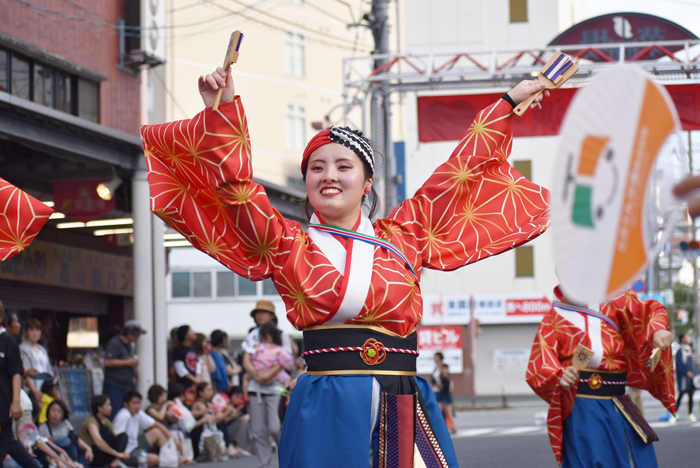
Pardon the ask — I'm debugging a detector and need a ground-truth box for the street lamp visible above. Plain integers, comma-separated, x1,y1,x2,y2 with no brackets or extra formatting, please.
96,168,122,201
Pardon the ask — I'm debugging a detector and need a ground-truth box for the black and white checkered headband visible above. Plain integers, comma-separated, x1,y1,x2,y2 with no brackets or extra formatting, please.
328,126,375,174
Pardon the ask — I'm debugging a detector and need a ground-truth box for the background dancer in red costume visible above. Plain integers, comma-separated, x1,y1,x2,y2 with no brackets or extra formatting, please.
526,287,675,468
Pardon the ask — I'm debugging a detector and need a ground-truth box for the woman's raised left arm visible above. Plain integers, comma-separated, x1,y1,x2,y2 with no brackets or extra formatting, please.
377,81,550,272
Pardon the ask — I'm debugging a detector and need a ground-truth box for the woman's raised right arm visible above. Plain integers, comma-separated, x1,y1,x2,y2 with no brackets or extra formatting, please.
141,72,298,279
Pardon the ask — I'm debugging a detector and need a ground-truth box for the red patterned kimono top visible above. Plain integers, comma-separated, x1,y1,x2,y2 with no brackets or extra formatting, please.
526,287,676,464
0,178,53,261
141,97,549,337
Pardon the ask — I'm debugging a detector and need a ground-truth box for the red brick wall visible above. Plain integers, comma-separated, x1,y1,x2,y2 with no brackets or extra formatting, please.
1,0,141,135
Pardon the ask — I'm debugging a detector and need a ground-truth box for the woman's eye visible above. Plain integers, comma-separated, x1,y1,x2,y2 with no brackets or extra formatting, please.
339,165,350,170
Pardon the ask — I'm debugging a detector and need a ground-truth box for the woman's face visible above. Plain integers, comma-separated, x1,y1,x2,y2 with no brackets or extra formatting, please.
201,384,213,400
26,327,41,343
157,393,167,405
100,399,113,417
47,404,64,425
9,315,20,336
305,144,372,224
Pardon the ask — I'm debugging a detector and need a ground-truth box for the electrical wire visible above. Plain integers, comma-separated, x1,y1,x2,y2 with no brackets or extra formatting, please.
303,1,349,24
151,68,190,119
10,0,243,32
206,1,372,52
217,0,371,50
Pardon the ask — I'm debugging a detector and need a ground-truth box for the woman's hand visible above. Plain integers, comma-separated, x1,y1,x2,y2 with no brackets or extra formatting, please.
507,80,550,108
117,452,130,461
559,366,580,390
199,67,235,108
84,447,93,463
653,330,673,350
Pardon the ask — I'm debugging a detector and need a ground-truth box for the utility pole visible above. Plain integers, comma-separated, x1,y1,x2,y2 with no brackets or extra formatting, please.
367,0,396,215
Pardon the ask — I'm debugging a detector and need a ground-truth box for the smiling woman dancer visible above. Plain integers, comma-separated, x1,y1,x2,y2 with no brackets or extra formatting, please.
141,68,550,468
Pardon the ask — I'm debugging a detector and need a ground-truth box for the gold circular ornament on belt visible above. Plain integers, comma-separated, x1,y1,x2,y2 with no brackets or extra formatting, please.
360,338,386,365
588,373,603,390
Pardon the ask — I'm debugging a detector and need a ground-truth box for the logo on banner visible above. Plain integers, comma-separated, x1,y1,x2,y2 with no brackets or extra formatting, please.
506,297,552,316
417,326,462,351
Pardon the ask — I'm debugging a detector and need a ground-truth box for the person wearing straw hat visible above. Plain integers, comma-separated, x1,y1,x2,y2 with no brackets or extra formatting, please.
140,67,551,467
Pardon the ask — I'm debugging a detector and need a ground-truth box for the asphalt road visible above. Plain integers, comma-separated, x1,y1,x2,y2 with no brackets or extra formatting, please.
196,395,700,467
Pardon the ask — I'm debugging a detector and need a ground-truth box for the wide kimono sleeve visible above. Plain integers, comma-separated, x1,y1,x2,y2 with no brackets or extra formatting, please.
612,291,675,415
526,311,576,466
377,98,549,271
0,177,53,261
141,98,297,279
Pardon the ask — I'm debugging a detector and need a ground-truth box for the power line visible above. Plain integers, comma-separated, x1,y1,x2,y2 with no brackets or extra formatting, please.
304,1,350,24
10,0,242,31
218,0,371,50
151,68,189,119
208,1,372,52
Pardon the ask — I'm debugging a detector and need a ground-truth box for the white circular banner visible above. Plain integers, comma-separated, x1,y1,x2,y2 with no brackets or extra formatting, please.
552,67,686,304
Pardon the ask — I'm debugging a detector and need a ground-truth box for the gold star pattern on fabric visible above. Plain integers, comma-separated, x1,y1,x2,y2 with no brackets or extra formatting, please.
526,289,675,465
141,97,549,337
0,178,53,261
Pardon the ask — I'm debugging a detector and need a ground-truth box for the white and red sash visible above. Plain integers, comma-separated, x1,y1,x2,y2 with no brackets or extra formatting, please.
307,213,376,324
552,301,620,370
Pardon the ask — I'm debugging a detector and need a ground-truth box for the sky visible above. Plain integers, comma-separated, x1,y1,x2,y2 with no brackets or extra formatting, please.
588,0,700,36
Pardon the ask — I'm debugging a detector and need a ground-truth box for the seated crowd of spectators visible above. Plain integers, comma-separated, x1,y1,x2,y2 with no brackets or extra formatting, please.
1,300,305,468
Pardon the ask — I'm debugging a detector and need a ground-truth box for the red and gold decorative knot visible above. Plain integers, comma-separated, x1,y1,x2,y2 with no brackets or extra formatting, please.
360,338,386,365
579,374,627,390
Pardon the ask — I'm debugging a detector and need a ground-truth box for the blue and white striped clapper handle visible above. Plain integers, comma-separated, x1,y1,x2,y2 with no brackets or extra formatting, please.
544,54,573,82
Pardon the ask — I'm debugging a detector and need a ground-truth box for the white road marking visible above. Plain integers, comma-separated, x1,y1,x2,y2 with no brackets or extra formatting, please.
499,426,542,435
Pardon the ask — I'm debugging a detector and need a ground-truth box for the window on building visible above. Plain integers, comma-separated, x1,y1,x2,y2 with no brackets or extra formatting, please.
217,271,236,297
263,277,277,295
78,78,99,122
1,48,97,120
515,246,534,277
55,71,73,113
513,160,532,181
284,32,305,78
193,272,212,297
33,63,53,107
11,55,30,100
285,104,306,150
172,272,190,297
0,49,8,92
238,276,257,296
509,0,528,23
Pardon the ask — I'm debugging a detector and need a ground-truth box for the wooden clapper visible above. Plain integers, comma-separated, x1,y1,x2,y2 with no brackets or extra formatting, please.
213,30,244,112
514,51,579,116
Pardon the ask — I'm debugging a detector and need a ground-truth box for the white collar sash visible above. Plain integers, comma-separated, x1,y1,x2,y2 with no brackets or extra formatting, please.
307,213,375,324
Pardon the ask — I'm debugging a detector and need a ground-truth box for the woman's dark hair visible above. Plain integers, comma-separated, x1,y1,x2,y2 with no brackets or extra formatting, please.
259,323,282,346
25,318,41,333
226,386,243,398
195,382,210,398
301,133,382,222
46,399,70,421
91,395,109,416
41,379,57,394
194,333,207,355
4,310,20,334
434,352,444,361
148,385,166,404
168,383,185,401
122,390,142,404
211,330,227,348
679,332,689,343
